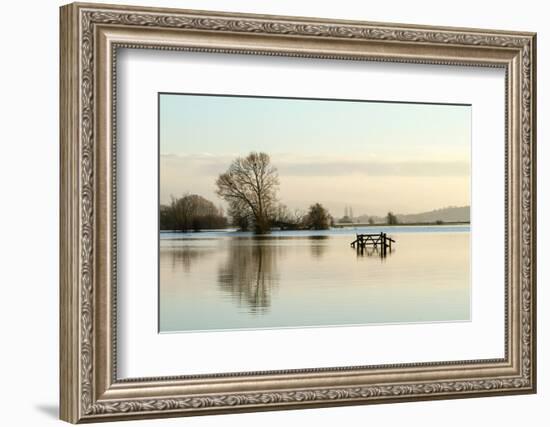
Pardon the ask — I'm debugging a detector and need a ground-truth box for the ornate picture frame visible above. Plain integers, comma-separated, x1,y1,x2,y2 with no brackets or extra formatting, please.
60,2,536,423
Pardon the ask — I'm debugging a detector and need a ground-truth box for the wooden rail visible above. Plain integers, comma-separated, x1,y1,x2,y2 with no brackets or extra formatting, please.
350,232,395,257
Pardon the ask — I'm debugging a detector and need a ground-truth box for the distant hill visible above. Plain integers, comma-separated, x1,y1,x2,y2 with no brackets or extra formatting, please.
397,206,470,223
350,206,470,224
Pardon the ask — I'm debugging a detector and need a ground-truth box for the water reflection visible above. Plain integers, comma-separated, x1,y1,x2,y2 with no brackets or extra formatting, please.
308,235,329,259
217,240,280,314
353,245,394,260
166,246,215,272
159,231,470,332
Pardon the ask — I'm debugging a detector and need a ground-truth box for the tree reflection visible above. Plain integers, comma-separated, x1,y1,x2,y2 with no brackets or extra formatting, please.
308,235,329,259
163,245,214,272
217,238,280,314
164,235,330,315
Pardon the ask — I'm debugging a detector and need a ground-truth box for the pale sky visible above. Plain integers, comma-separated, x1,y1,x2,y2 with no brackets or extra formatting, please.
159,93,470,217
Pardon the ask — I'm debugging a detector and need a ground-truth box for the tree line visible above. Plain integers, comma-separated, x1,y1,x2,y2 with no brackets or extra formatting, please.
339,211,398,225
160,194,227,231
161,152,333,233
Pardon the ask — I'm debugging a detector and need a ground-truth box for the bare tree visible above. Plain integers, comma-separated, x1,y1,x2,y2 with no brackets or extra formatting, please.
386,211,399,225
216,152,279,234
160,194,227,231
227,198,252,231
303,203,332,230
272,203,305,230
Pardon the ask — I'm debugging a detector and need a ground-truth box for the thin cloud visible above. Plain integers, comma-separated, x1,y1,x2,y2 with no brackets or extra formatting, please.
161,154,469,177
277,160,469,177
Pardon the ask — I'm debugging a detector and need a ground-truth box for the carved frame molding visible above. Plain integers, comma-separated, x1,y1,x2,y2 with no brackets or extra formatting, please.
60,2,536,423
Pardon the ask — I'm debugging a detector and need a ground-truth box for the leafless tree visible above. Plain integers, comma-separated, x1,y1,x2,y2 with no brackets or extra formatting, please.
272,203,306,230
216,152,279,234
160,193,227,231
386,211,399,225
303,203,332,230
227,198,252,231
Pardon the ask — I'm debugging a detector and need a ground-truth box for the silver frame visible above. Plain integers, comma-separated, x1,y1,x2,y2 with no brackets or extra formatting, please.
60,2,536,423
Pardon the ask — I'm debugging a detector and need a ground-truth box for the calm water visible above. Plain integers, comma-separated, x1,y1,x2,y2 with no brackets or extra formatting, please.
159,226,470,332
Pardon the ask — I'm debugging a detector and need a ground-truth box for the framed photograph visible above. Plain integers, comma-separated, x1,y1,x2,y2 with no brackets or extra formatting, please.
60,2,537,423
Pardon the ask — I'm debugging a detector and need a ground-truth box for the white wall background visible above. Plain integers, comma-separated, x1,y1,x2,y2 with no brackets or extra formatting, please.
0,0,545,426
